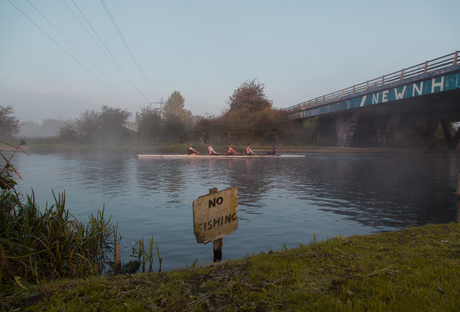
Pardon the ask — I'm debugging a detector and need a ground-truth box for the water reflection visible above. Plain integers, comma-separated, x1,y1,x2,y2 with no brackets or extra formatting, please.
135,153,459,229
289,153,459,229
70,153,134,196
12,151,460,270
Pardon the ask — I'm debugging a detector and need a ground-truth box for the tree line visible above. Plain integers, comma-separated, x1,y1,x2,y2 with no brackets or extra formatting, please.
2,79,456,148
1,79,320,146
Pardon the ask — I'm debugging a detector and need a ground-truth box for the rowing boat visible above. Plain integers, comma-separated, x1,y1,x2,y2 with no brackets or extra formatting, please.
137,154,305,159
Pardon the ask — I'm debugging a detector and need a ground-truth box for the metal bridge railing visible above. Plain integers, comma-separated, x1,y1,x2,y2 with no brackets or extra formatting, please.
286,51,459,113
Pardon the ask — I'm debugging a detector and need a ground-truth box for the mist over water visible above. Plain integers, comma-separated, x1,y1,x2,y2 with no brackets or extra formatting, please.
10,151,460,271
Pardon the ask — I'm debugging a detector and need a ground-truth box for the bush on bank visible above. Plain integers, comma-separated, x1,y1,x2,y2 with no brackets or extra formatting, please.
1,223,459,311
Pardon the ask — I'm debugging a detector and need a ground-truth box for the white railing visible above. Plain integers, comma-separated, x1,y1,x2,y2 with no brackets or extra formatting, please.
286,51,459,113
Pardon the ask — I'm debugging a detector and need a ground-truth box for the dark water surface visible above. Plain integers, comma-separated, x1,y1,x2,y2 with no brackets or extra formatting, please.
10,151,460,271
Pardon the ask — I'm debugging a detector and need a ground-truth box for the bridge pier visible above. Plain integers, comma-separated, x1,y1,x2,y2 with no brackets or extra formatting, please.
372,113,401,147
330,113,459,148
383,113,401,148
335,115,346,146
335,112,359,147
373,118,385,147
440,120,460,149
423,120,440,148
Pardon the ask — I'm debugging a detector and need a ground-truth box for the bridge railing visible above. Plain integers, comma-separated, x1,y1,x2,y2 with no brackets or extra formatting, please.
286,51,459,113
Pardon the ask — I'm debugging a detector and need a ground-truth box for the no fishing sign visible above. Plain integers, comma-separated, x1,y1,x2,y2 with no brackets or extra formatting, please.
192,187,238,244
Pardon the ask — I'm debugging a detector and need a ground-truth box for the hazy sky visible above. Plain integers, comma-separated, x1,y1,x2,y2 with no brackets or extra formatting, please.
1,0,458,123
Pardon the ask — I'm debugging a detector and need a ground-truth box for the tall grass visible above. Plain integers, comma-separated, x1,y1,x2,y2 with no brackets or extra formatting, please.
128,235,161,273
0,141,116,287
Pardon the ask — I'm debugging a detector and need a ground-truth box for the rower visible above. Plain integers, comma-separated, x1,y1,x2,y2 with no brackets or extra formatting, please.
188,143,200,155
245,143,256,155
227,144,240,155
208,143,220,155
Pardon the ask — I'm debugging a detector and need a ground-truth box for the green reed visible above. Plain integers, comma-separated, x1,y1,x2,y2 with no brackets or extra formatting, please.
0,190,115,286
129,235,160,273
0,142,116,287
156,241,162,272
1,141,163,289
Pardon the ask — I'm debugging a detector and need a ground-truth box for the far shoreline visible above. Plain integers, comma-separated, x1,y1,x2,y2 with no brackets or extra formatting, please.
2,140,459,155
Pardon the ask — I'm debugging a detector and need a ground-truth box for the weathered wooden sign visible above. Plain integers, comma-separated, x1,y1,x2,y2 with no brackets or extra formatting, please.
193,187,238,244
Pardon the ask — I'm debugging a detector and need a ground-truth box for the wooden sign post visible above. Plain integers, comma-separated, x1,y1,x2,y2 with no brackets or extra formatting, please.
193,187,238,262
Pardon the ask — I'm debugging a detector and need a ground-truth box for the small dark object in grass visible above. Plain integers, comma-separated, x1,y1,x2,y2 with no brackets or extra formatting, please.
121,260,140,274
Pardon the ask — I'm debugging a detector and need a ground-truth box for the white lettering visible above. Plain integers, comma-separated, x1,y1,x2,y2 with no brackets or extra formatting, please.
394,86,406,100
413,82,423,96
359,95,367,107
382,90,389,102
372,93,379,104
431,76,444,93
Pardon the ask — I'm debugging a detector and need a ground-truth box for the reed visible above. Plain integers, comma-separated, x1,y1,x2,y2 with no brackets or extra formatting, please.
1,141,164,288
0,142,116,287
0,190,116,286
128,236,160,273
156,241,162,272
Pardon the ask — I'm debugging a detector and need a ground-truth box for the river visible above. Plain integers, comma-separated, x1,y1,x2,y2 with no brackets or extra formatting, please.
7,150,460,271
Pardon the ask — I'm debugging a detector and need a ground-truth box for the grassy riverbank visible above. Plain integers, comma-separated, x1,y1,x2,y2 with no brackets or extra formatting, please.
2,223,459,311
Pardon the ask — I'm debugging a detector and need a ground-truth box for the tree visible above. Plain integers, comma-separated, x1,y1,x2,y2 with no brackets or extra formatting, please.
250,107,278,142
41,118,66,137
163,91,186,118
18,121,40,138
18,119,67,138
228,79,272,116
163,91,187,142
136,105,162,142
98,106,132,141
74,106,132,143
57,122,79,142
220,79,274,142
302,116,320,143
75,109,101,143
193,115,225,145
163,113,187,143
0,105,20,138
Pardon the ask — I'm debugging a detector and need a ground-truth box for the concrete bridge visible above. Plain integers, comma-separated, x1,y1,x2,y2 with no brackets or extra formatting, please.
287,51,460,148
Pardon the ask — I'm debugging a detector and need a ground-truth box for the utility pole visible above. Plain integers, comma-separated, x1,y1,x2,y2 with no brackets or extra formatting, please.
150,98,164,116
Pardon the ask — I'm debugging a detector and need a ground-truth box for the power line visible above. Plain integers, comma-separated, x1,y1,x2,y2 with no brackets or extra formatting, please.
25,0,142,107
66,0,153,104
7,0,134,106
99,0,160,100
63,0,125,77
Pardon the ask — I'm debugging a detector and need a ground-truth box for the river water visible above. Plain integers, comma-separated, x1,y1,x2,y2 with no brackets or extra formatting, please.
7,151,460,271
